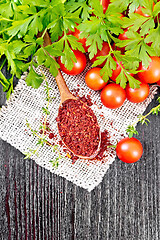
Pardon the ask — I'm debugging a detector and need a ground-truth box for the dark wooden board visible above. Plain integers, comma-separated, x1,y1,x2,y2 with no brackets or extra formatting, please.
0,75,159,239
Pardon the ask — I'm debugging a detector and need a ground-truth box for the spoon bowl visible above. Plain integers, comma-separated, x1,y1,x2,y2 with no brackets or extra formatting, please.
60,128,101,160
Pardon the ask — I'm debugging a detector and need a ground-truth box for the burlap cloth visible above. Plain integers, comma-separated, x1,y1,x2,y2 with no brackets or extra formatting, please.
0,61,157,191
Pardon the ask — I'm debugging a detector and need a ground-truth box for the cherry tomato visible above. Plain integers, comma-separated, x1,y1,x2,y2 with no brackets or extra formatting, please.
58,50,86,75
157,80,160,86
66,29,74,35
112,43,125,54
90,42,110,67
58,28,73,40
117,29,129,53
110,57,121,81
100,83,126,109
100,0,110,13
85,67,108,90
92,0,110,15
116,137,143,163
125,82,150,103
118,29,129,41
134,3,155,17
71,28,88,52
110,57,134,82
137,56,160,84
135,6,150,17
61,24,89,52
115,28,151,52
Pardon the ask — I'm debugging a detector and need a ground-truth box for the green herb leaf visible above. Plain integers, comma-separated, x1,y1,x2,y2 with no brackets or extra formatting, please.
126,125,139,138
25,65,43,88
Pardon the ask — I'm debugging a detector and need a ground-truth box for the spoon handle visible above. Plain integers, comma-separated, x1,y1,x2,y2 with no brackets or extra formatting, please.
43,32,75,104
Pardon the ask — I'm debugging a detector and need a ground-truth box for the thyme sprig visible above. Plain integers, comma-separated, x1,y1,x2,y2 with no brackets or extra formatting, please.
24,72,63,168
126,97,160,138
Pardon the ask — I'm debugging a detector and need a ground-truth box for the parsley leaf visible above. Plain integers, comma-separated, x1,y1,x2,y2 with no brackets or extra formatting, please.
0,0,160,96
25,65,43,89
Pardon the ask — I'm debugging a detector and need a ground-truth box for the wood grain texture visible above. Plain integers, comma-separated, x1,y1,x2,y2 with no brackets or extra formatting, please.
0,76,159,239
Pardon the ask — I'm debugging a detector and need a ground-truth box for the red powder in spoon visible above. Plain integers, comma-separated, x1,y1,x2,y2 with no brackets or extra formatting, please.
56,99,100,157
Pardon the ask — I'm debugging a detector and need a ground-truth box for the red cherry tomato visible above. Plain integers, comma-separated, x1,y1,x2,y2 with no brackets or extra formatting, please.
58,28,74,40
62,24,89,52
137,56,160,84
157,80,160,86
116,137,143,163
100,83,126,109
110,57,134,82
110,57,121,81
90,42,110,67
85,67,108,90
135,6,150,17
135,3,155,17
112,42,125,54
125,82,150,103
117,29,129,53
100,0,110,13
118,29,129,41
58,50,86,75
72,28,88,52
112,43,119,51
67,29,74,35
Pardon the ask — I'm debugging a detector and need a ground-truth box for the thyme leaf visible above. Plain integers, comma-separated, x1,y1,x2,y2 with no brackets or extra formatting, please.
24,72,63,167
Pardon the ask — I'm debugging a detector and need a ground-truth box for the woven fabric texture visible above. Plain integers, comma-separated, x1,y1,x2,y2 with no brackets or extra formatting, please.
0,61,157,191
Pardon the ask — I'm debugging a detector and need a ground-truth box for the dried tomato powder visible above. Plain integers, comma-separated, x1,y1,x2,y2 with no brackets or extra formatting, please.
56,99,100,157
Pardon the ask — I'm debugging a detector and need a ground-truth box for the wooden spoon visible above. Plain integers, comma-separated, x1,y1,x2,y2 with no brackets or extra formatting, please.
43,32,77,105
43,32,101,159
